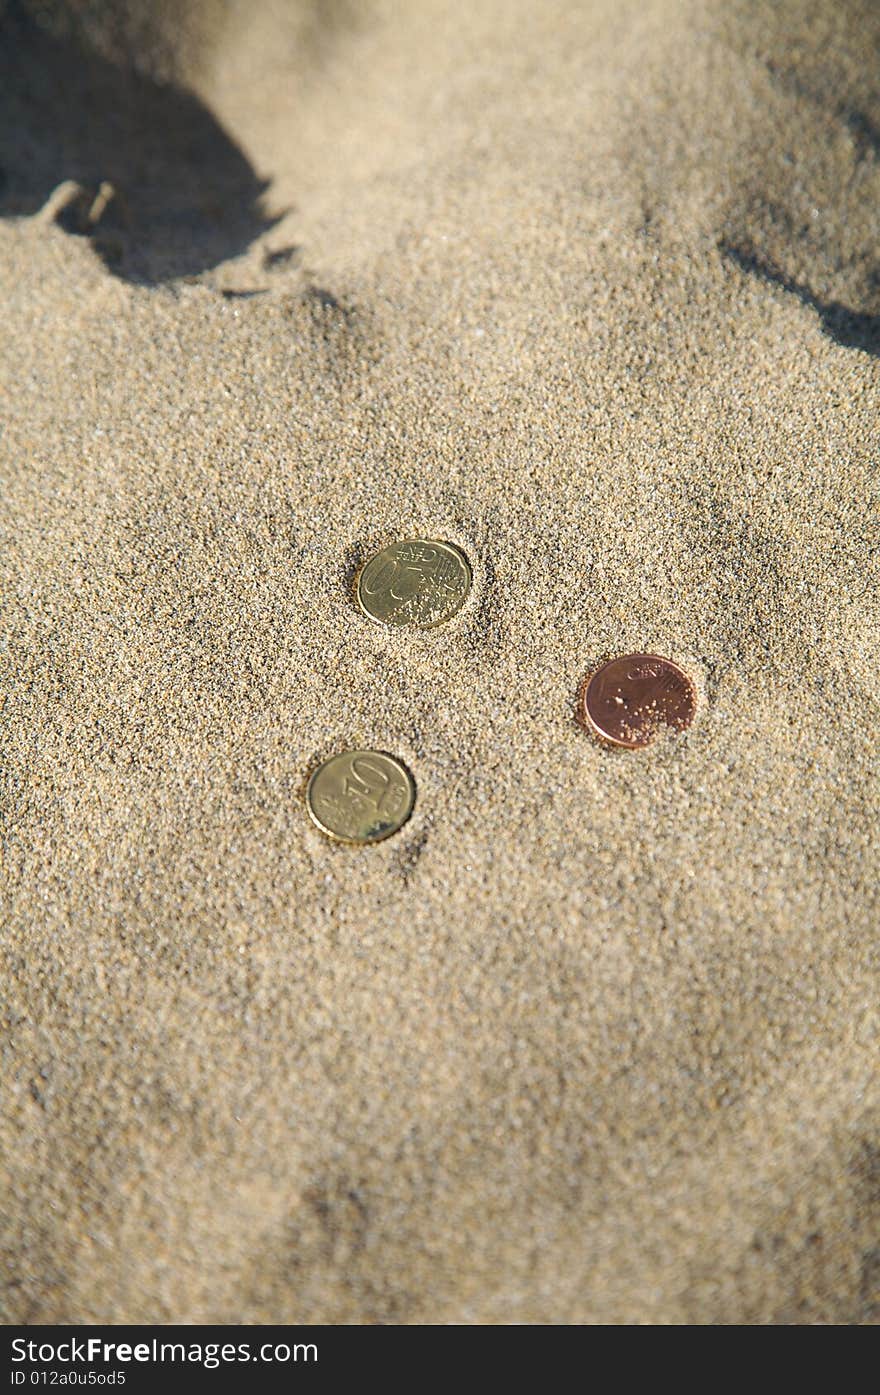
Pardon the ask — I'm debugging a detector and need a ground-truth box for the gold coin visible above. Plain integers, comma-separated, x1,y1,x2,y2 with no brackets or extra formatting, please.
306,750,415,844
356,539,472,629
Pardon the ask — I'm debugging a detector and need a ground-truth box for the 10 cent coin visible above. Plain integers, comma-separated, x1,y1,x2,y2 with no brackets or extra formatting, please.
356,539,471,629
579,654,697,749
306,750,415,843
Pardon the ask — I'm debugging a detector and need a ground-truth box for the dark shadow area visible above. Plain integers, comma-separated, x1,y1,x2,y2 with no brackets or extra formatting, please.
839,104,880,163
721,241,880,359
0,4,276,282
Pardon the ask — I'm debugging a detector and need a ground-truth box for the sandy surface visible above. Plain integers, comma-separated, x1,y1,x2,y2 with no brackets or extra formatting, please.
1,0,878,1323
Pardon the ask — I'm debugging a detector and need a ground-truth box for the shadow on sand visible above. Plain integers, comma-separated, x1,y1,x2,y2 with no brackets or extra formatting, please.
0,4,276,283
721,241,880,360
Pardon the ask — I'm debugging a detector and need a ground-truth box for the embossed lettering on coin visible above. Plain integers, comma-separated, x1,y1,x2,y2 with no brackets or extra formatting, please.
306,750,415,843
579,654,697,749
356,539,471,628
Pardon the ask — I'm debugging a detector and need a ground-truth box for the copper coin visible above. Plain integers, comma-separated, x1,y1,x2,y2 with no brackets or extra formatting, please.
579,654,697,749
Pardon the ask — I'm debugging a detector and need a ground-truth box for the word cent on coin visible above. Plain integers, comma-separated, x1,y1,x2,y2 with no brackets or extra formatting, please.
356,539,471,629
306,750,416,844
579,654,697,749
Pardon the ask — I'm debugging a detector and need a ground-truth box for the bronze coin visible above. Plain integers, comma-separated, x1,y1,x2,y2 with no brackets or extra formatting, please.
579,654,697,749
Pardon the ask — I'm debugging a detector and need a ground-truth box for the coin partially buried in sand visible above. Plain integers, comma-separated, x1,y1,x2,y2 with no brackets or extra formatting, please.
356,539,471,628
306,750,415,844
579,654,697,749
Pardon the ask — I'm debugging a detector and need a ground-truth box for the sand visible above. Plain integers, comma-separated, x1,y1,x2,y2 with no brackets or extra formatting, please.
1,0,878,1324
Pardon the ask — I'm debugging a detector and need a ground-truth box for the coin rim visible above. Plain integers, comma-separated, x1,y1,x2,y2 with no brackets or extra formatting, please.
305,749,417,844
578,653,697,750
354,538,473,630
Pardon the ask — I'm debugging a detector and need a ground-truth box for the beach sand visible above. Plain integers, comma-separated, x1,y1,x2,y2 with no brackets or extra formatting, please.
1,0,878,1322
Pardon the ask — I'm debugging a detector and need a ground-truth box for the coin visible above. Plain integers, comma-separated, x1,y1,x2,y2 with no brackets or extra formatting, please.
579,654,697,749
306,750,415,843
356,539,471,629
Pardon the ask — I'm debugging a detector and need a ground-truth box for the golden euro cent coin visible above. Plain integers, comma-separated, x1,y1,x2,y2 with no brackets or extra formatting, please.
306,750,415,844
579,654,697,749
356,539,471,629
